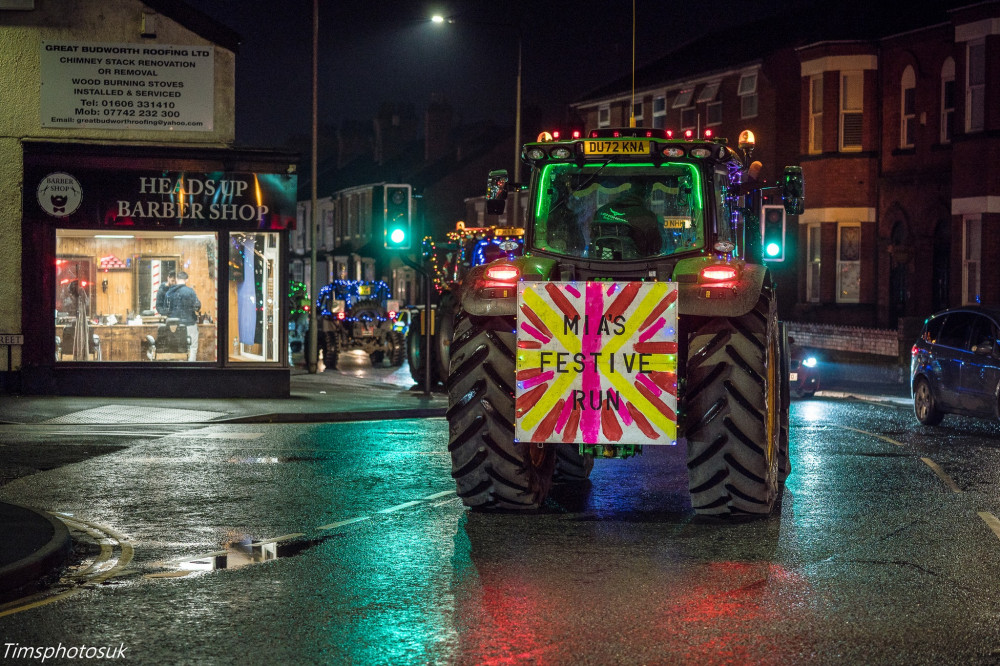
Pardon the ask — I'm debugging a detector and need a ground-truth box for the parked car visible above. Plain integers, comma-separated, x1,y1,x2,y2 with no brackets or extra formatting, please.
911,306,1000,425
788,336,820,398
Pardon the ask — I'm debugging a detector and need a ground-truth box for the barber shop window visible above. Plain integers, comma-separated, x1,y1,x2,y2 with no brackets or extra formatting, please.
228,232,282,362
55,230,218,362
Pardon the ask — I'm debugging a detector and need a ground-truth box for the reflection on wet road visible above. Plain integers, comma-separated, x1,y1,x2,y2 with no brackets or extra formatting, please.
2,398,1000,663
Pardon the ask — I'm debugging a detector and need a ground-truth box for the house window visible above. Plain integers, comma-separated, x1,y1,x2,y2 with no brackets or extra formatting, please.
836,223,861,303
680,107,696,130
652,95,666,128
840,71,863,151
809,74,823,154
901,66,916,148
738,72,758,119
963,215,982,304
598,104,610,128
698,81,722,126
807,224,822,302
966,40,985,133
671,88,694,109
632,101,643,127
941,57,955,144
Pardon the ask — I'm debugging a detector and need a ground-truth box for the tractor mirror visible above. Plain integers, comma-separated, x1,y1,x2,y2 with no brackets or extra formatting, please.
486,169,509,215
780,166,805,215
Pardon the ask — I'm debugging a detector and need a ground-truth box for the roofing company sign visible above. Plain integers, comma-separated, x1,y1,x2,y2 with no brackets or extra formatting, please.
515,281,679,445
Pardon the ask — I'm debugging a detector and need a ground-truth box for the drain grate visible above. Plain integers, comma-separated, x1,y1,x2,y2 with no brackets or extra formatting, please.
43,405,225,425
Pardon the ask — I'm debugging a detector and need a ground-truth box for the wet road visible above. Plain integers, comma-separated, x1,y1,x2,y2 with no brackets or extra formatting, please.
3,392,1000,663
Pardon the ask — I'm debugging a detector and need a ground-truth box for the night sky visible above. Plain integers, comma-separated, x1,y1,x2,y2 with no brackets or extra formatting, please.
189,0,794,149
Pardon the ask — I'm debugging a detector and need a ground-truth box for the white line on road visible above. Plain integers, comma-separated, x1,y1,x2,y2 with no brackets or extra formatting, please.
379,500,423,514
317,516,369,530
422,490,456,500
978,512,1000,541
920,457,963,493
841,425,904,446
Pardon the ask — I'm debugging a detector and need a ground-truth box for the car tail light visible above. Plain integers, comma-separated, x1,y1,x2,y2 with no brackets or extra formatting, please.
700,265,738,281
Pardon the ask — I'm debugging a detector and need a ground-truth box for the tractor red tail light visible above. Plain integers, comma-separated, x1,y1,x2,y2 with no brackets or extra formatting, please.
700,265,738,282
388,310,397,320
485,265,519,283
336,311,346,320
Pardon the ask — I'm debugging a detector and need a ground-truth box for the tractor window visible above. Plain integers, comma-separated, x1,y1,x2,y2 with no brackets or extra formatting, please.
533,163,705,261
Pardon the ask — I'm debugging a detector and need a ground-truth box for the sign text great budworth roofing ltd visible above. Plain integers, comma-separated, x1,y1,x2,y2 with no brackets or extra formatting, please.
40,41,214,131
515,281,679,446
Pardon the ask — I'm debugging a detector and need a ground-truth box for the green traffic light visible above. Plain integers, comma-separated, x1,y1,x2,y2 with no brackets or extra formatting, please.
390,228,406,244
765,242,781,257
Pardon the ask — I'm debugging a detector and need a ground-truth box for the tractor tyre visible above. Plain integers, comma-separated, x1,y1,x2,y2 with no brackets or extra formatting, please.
322,331,339,370
407,319,436,386
446,311,555,510
778,323,792,485
435,294,457,386
684,284,784,516
388,330,406,367
553,444,595,482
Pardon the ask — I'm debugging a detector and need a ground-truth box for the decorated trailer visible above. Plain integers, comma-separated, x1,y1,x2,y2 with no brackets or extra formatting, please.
446,127,804,516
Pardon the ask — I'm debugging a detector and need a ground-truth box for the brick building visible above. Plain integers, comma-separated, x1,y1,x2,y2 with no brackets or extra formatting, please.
569,1,1000,330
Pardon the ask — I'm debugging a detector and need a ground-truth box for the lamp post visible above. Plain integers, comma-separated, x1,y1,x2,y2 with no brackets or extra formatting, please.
306,0,321,373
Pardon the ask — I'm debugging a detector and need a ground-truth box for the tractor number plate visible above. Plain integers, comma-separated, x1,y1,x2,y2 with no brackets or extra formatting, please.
583,139,650,155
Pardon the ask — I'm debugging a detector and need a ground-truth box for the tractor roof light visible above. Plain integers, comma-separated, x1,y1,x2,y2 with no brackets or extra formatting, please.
738,129,756,151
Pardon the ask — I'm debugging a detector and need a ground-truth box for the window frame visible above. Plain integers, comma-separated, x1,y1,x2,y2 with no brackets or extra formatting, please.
900,66,916,149
962,214,982,305
838,70,865,153
941,57,955,144
809,74,824,154
966,40,985,133
836,222,861,303
652,95,666,128
738,72,758,119
807,223,822,303
597,104,610,128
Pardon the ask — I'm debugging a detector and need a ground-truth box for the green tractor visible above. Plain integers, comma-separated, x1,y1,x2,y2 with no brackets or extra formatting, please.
446,128,803,516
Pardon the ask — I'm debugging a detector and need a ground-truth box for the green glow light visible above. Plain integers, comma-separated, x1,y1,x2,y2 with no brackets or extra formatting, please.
766,242,781,257
390,228,406,244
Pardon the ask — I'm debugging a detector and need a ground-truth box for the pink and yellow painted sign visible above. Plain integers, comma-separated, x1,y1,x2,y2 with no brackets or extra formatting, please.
515,281,679,445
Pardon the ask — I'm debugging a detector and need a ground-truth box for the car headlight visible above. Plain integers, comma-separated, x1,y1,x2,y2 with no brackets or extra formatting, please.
802,356,817,368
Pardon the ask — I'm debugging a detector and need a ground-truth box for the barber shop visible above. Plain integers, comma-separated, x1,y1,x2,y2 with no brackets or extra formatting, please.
20,142,297,397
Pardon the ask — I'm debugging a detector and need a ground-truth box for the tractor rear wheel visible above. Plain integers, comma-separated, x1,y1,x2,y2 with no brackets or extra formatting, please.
684,285,783,516
446,311,554,509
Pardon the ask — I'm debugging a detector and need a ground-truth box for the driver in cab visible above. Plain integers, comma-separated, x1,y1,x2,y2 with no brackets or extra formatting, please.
592,181,661,258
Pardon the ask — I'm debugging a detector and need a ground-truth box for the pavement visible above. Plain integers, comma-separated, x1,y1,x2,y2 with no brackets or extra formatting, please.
0,359,910,604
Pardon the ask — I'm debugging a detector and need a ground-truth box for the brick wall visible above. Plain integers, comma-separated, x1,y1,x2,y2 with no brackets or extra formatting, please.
786,321,898,356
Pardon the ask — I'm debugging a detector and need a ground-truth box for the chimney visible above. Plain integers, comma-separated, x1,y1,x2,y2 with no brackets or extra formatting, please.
374,102,418,165
425,94,453,162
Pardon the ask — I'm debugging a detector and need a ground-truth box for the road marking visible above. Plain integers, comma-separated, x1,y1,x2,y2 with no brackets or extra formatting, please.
920,457,963,493
317,516,369,530
423,490,455,500
978,512,1000,541
317,490,455,531
251,533,304,545
0,515,133,618
841,425,904,446
379,500,423,514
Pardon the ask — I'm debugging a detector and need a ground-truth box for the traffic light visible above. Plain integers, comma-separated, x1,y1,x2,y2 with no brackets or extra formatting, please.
761,205,785,262
383,184,412,250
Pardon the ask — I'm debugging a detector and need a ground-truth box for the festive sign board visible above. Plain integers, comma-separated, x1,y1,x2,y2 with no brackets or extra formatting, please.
515,281,679,445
